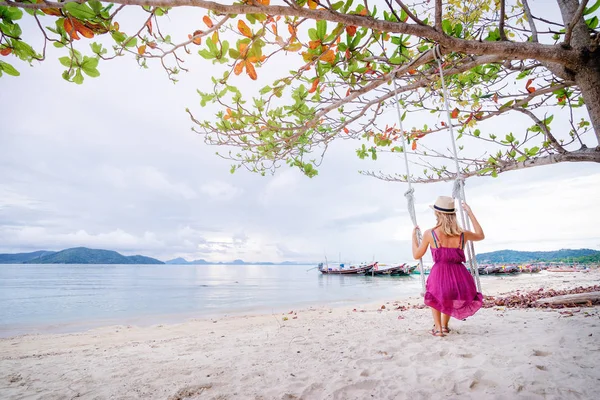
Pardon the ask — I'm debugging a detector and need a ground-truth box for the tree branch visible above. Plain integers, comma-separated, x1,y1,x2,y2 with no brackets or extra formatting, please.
394,0,427,26
0,0,577,65
435,0,442,32
515,108,567,154
499,0,507,41
563,0,589,46
521,0,539,42
363,147,600,183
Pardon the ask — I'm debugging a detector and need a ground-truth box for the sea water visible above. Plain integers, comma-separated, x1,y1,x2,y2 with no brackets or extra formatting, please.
0,263,424,336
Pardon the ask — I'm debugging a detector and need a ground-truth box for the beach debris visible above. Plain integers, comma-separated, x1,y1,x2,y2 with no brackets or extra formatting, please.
288,311,294,314
397,315,405,320
352,308,357,312
283,316,289,321
483,286,600,310
168,384,212,400
381,305,386,310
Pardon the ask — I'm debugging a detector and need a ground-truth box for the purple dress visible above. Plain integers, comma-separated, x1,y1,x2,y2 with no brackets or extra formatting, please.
424,230,483,319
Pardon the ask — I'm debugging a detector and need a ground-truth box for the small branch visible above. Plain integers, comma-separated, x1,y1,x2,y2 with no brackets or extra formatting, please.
499,0,507,41
394,0,427,26
435,0,442,32
522,0,538,43
563,0,589,46
363,147,600,184
514,108,567,154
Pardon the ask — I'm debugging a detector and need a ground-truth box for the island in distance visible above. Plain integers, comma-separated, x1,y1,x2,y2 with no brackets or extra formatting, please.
0,247,163,264
0,247,312,265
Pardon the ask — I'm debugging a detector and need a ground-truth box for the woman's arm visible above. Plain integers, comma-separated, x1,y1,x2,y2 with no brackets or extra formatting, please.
462,202,485,242
412,227,431,259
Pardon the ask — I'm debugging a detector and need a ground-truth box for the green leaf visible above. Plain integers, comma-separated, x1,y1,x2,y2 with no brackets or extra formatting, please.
332,1,345,10
58,56,72,67
454,23,463,37
111,31,126,43
123,37,137,48
64,2,97,20
316,20,327,40
73,68,84,84
1,6,23,21
206,37,218,55
585,16,598,29
90,42,103,54
0,60,19,76
441,20,452,35
308,28,318,41
89,0,103,14
198,49,214,59
228,48,240,59
473,129,480,137
584,0,600,15
528,146,540,155
259,85,272,95
81,57,100,77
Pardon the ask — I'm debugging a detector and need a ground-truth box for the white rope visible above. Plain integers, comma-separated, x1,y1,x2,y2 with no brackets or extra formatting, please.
392,80,427,294
432,45,482,292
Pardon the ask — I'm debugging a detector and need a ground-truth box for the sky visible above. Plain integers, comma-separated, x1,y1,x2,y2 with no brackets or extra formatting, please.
1,3,599,263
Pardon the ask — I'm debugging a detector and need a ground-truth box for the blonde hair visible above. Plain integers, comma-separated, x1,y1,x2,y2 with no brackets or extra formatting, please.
434,211,463,236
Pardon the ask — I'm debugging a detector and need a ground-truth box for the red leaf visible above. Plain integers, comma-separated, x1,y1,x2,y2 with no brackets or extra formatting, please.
191,30,203,45
411,141,417,151
245,60,258,80
308,78,320,93
346,26,357,37
527,86,536,93
450,108,459,118
146,20,153,35
203,16,214,28
238,20,253,38
526,78,534,88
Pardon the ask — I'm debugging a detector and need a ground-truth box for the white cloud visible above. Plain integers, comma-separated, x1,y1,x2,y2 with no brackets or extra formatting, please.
200,181,243,201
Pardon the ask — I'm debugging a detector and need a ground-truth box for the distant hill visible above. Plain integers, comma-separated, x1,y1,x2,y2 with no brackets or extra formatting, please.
165,258,307,265
165,257,210,265
0,247,164,264
477,249,600,264
0,250,56,264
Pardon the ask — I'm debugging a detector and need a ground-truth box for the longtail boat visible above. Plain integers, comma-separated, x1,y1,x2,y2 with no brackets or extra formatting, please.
318,262,376,275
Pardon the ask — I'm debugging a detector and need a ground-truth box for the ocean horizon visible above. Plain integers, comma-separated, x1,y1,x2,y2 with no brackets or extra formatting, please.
0,263,425,337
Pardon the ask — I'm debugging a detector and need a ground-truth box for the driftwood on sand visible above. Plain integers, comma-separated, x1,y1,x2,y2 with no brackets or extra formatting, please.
535,291,600,305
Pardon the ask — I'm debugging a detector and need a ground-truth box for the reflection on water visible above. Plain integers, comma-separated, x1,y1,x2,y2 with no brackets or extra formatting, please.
0,264,425,336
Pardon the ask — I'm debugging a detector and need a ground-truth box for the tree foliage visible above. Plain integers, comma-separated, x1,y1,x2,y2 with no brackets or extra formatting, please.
1,0,599,182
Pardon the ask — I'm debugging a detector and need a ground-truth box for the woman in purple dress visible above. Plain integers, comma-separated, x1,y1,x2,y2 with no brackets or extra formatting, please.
412,196,485,337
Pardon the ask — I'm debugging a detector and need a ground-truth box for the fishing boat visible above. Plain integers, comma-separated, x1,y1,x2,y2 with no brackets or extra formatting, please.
412,265,432,275
478,264,500,275
519,264,541,273
317,262,376,275
495,264,520,274
392,264,417,275
366,263,416,276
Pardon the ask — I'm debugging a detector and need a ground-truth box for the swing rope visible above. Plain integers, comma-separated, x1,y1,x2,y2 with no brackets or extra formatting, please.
432,45,482,292
391,80,427,294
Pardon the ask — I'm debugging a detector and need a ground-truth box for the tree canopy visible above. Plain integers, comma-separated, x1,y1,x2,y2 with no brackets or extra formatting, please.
1,0,599,182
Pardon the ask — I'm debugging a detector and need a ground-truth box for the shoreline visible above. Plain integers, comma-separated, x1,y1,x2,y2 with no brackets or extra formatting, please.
0,270,595,339
2,270,599,399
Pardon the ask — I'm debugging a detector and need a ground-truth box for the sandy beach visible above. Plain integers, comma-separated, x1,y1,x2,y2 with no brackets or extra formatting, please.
2,270,599,399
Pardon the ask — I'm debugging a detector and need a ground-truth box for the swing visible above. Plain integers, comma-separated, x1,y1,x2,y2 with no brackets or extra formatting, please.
391,45,482,294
